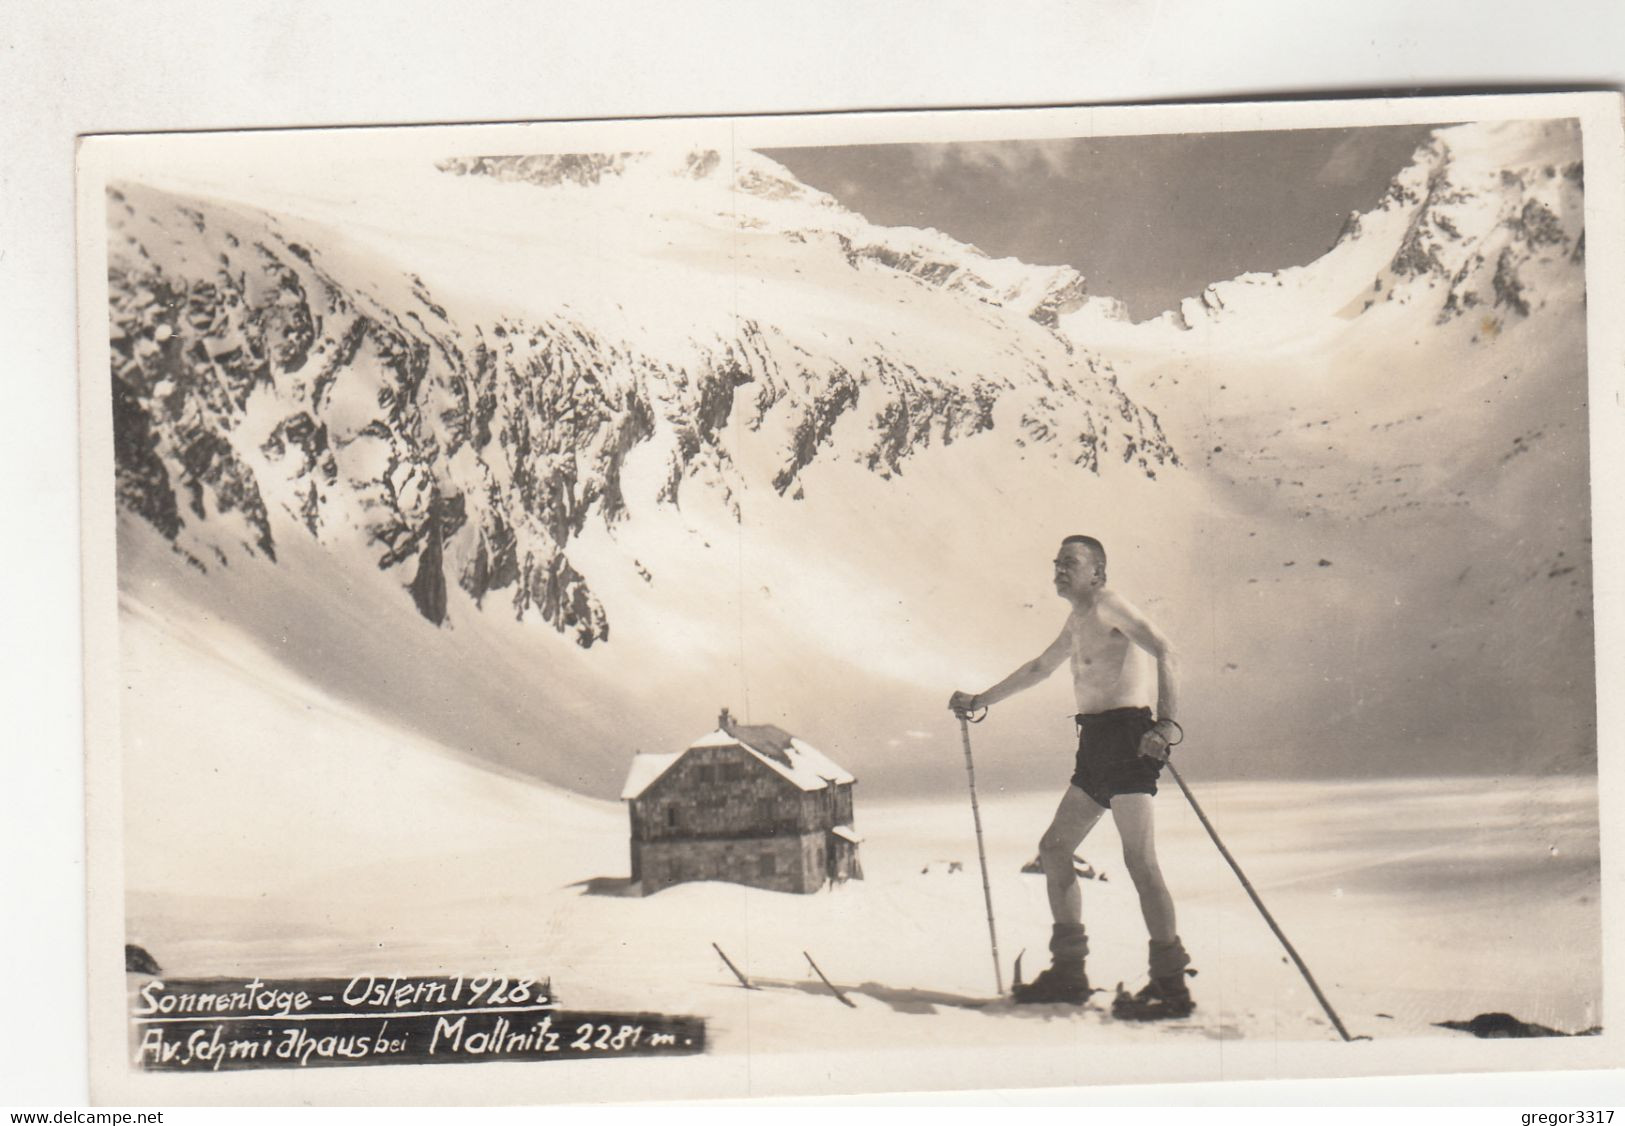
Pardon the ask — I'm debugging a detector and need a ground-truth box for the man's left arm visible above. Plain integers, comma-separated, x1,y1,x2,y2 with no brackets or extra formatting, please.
1100,592,1181,759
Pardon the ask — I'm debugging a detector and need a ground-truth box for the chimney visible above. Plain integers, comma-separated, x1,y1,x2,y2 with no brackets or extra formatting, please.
718,706,734,733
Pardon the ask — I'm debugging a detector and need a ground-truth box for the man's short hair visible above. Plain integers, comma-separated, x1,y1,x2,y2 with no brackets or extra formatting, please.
1061,534,1106,571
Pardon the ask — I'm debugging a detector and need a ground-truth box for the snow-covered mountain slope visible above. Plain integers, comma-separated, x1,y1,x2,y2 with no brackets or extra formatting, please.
1059,118,1593,781
104,118,1594,794
107,149,1173,647
106,148,1182,792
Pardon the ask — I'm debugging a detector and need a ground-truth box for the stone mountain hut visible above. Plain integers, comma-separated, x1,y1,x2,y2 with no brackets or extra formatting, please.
621,708,862,895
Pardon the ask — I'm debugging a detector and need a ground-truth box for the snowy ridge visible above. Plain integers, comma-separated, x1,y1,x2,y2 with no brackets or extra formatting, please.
442,147,1109,332
1127,119,1585,340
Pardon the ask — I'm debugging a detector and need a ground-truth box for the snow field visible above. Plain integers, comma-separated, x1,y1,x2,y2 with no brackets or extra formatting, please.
122,598,1600,1066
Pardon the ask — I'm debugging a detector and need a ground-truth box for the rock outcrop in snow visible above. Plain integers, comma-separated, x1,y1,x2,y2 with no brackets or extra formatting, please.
106,151,1175,644
1155,120,1585,336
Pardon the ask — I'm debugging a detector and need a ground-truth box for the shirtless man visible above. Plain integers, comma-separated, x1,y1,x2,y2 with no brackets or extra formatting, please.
949,535,1193,1017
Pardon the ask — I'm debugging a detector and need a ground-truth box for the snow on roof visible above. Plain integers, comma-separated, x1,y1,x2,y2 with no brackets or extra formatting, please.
830,825,862,844
620,751,683,800
778,736,855,788
622,725,855,800
733,722,796,761
688,730,738,749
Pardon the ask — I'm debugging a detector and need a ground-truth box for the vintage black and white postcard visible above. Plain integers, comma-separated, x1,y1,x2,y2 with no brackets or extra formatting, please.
78,92,1624,1104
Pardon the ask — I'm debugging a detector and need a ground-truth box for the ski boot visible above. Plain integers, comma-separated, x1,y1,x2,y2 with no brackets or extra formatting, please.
1012,958,1092,1005
1112,970,1196,1021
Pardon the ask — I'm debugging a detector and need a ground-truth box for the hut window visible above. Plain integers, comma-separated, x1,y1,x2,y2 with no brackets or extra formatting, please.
759,855,776,877
666,806,678,828
697,764,715,784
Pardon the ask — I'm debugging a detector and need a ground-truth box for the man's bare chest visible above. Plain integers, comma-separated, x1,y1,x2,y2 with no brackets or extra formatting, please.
1068,613,1129,668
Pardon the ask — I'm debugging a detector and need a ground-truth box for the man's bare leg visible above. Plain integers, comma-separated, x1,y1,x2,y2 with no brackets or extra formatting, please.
1013,784,1109,1002
1039,785,1108,928
1111,791,1193,1016
1109,793,1176,942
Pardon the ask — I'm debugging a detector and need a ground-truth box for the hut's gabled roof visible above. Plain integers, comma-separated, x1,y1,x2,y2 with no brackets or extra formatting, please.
621,722,854,800
728,722,795,765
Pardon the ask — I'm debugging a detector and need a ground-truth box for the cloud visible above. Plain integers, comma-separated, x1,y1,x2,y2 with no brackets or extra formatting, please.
1314,130,1428,189
908,139,1076,179
1314,133,1369,187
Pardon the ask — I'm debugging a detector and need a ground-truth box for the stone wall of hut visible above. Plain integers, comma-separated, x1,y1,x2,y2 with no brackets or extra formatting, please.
634,831,825,895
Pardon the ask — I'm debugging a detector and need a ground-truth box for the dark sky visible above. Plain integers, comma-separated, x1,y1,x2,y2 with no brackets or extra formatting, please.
762,125,1442,321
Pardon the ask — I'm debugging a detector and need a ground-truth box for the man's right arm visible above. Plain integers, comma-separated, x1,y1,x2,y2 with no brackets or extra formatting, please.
950,623,1071,715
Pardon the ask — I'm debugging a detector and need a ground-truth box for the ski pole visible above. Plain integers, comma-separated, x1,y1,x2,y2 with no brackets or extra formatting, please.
957,710,1004,995
1164,760,1359,1042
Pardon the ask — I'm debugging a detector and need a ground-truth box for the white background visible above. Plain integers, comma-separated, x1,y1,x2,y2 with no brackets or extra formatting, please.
5,0,1624,1110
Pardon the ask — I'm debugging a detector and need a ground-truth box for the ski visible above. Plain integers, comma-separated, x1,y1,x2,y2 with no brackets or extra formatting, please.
803,951,856,1008
712,942,757,990
717,947,1208,1022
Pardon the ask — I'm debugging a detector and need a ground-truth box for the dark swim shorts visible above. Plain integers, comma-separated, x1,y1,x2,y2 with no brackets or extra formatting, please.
1070,706,1162,807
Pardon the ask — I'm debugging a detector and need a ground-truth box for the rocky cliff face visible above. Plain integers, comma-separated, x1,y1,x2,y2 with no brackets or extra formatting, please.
106,151,1175,646
1372,121,1583,328
1164,119,1585,334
